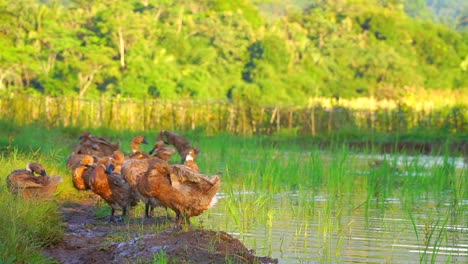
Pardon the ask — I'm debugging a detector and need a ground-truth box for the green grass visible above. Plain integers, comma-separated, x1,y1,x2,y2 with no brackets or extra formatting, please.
0,177,63,263
0,119,466,262
151,250,168,264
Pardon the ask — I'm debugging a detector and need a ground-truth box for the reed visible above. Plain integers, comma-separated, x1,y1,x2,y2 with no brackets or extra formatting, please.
0,93,466,139
0,119,466,262
197,133,466,261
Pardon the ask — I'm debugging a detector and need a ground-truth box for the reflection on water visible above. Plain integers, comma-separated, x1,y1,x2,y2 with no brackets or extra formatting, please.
355,154,466,170
200,191,468,263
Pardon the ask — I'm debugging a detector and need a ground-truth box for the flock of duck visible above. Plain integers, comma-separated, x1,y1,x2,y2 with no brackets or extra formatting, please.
6,130,221,229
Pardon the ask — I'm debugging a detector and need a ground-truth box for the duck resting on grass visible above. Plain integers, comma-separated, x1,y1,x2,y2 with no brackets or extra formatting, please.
137,157,221,229
6,162,62,199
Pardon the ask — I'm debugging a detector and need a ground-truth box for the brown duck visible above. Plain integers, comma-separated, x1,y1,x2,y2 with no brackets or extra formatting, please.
110,150,125,174
156,130,200,163
66,136,102,167
72,155,96,191
6,162,62,199
79,131,120,157
121,142,176,218
127,135,149,160
66,141,102,168
88,155,138,222
183,148,200,173
137,157,221,229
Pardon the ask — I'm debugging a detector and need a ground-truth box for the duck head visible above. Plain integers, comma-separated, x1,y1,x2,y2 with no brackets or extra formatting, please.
106,163,115,174
151,145,176,161
133,135,148,145
96,157,112,173
112,150,125,164
131,136,148,152
149,140,165,155
79,131,92,140
26,162,47,177
185,147,200,160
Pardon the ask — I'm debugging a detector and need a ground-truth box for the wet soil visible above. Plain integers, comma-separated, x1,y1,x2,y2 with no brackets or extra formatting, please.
44,200,277,264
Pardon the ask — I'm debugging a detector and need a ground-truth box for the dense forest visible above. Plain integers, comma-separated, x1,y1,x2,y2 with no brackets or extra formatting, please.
0,0,467,106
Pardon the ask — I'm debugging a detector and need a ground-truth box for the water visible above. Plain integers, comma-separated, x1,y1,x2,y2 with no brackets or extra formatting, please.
197,155,468,263
200,192,468,263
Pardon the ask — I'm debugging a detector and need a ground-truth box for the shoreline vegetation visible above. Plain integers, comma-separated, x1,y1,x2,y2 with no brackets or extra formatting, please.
0,111,466,262
1,1,466,261
1,91,466,138
1,93,466,156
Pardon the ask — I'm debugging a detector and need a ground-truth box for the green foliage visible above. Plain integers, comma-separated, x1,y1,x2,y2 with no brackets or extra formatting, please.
0,154,64,263
403,0,433,20
0,0,466,105
422,0,468,32
210,0,264,28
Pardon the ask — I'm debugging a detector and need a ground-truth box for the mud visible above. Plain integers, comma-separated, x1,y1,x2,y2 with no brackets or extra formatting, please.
44,200,277,264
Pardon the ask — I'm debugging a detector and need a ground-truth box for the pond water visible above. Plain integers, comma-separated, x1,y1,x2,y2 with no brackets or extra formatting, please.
198,155,468,263
201,192,468,263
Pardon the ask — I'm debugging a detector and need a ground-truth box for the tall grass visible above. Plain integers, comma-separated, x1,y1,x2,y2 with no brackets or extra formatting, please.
0,152,64,263
0,118,466,262
0,94,466,139
192,132,467,262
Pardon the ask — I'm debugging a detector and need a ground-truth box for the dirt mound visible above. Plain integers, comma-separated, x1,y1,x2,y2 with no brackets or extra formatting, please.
44,201,277,264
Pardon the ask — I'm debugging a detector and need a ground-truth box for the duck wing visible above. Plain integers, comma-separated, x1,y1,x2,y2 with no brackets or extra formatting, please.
170,165,199,185
122,159,149,188
107,172,139,207
8,170,45,188
38,175,62,198
170,165,217,185
170,165,221,196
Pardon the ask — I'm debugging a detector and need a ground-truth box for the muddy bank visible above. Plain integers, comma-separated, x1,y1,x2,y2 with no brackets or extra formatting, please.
44,201,277,264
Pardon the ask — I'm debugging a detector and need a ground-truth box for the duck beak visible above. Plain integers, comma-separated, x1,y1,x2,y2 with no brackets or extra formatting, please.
143,138,149,145
149,146,156,155
41,170,48,177
106,164,115,174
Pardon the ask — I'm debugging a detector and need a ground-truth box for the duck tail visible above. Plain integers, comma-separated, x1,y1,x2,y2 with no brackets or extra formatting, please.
206,176,221,208
206,175,221,198
48,176,63,186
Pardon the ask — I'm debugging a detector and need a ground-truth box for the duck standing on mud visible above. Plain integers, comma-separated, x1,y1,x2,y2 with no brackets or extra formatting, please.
88,152,139,222
6,162,62,199
72,155,96,191
122,140,176,218
137,156,221,229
